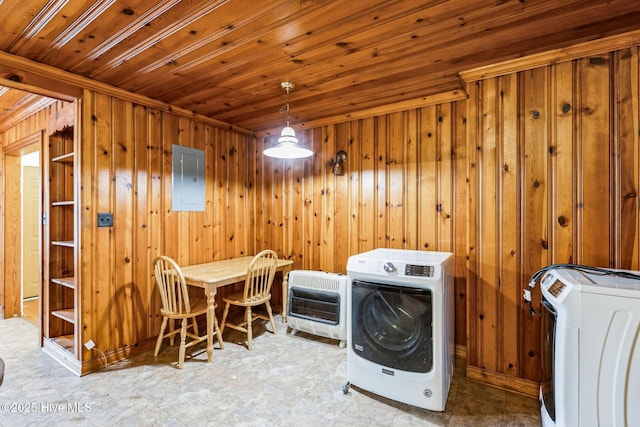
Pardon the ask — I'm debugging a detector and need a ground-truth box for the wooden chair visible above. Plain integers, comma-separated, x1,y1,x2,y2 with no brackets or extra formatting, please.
220,250,278,350
153,255,223,368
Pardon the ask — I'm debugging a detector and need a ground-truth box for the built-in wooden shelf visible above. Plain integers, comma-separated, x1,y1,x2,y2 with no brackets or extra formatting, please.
52,309,75,324
51,240,75,248
45,102,80,374
52,152,74,163
47,335,74,352
51,276,76,289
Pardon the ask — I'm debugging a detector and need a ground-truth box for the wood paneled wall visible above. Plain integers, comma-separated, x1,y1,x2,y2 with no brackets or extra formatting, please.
2,43,639,393
77,91,470,361
79,90,256,358
257,103,469,350
466,47,640,392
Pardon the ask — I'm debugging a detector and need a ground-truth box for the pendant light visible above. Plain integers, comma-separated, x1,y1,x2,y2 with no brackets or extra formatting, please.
263,81,313,159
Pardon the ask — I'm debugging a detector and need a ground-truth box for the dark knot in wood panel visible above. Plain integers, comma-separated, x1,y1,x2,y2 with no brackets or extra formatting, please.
558,216,568,226
562,103,571,114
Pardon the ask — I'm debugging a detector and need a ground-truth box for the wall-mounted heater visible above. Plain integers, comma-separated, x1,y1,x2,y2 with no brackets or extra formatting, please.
287,270,347,347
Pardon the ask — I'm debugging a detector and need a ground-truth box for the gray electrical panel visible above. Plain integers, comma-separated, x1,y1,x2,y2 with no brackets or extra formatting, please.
171,144,205,212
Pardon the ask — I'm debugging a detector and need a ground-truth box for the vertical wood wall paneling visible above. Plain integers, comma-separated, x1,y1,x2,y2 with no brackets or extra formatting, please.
261,140,274,259
189,120,209,261
333,122,350,273
551,61,576,264
347,120,360,261
147,107,163,337
214,130,226,260
289,137,305,267
479,77,499,372
90,92,115,355
162,114,179,262
181,119,197,263
452,100,468,351
521,67,549,381
466,82,480,368
359,117,376,254
437,103,453,253
233,130,249,258
310,128,325,270
375,116,387,249
579,55,611,266
112,98,134,352
322,125,336,271
615,48,640,268
404,109,418,250
132,103,150,345
500,74,519,376
387,112,404,249
4,153,21,317
79,90,94,353
419,106,437,252
272,153,284,268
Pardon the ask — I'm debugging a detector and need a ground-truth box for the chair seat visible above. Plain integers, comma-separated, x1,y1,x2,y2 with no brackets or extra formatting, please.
223,291,270,306
160,296,208,319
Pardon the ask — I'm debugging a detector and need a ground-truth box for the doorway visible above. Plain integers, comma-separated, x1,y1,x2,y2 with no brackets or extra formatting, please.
22,152,40,326
2,132,43,324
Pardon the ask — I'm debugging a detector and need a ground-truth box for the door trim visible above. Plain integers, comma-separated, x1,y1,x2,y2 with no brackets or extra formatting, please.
1,131,42,319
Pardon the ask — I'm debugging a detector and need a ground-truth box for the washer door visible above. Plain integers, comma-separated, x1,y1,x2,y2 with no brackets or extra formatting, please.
351,279,433,373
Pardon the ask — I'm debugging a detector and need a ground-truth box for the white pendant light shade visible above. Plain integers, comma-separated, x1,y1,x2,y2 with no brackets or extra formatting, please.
263,82,313,159
263,126,313,159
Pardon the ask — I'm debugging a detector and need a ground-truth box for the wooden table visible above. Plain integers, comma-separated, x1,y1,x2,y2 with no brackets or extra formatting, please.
181,256,293,362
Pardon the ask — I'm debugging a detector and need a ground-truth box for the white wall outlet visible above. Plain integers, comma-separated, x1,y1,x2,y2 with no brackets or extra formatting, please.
84,339,96,350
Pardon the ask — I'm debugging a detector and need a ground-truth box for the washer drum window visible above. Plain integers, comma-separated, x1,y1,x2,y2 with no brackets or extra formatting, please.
351,280,433,373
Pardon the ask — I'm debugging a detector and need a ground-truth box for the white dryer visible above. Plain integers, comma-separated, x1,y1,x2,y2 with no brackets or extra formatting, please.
537,265,640,427
345,248,454,411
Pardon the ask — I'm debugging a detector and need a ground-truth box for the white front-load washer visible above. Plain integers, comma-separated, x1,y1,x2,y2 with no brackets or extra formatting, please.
345,248,454,411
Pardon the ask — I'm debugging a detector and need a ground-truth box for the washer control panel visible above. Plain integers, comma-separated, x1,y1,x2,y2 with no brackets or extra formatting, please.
405,264,434,277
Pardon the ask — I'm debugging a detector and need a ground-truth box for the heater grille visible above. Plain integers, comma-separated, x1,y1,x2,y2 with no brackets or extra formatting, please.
287,270,347,347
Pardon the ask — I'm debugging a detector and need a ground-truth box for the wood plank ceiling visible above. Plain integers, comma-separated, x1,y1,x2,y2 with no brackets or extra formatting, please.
2,0,640,134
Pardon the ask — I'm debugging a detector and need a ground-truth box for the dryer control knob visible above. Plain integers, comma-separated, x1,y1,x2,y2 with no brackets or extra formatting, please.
383,262,397,273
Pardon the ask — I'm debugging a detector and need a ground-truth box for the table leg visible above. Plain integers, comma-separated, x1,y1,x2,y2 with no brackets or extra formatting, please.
205,283,216,362
281,266,291,324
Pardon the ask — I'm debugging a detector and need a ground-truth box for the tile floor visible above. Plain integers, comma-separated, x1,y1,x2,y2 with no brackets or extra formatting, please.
0,315,541,426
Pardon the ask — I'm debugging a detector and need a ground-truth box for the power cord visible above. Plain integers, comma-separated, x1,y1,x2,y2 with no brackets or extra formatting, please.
523,263,640,316
84,340,108,368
